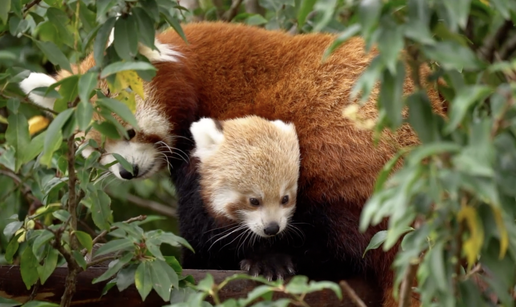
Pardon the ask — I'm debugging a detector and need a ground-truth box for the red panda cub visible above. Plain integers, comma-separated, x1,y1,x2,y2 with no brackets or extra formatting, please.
178,115,300,279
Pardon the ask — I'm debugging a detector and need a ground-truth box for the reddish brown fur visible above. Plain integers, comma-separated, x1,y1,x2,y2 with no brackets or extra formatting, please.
54,22,444,306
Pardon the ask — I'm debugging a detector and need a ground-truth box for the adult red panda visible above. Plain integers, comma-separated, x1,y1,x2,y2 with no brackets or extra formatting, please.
179,115,300,280
20,22,446,307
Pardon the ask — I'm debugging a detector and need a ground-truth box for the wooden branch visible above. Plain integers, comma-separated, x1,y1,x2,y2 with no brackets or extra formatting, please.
339,280,367,307
0,266,383,307
221,0,244,21
122,193,177,218
399,261,419,307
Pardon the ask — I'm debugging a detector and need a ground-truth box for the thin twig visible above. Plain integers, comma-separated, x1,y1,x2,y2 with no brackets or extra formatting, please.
221,0,245,21
121,193,177,218
23,0,42,13
339,281,367,307
399,261,419,307
478,20,514,62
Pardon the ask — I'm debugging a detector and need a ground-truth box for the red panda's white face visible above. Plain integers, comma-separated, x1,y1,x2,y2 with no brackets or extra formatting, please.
19,40,181,180
191,116,300,238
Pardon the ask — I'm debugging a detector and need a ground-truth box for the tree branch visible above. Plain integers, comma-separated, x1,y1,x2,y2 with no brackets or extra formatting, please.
339,281,367,307
478,20,514,62
221,0,244,21
91,215,147,246
121,193,177,218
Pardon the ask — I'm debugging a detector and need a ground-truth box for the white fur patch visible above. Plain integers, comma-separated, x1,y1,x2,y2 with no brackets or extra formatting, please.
136,107,172,143
211,189,240,218
19,73,57,110
272,120,295,134
191,118,225,162
139,39,183,63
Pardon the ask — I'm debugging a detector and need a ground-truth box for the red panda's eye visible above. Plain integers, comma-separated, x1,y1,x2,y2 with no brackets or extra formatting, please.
249,198,260,206
281,195,289,205
126,128,136,140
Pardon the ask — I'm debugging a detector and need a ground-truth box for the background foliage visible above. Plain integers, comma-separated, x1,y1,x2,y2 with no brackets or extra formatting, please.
1,0,516,306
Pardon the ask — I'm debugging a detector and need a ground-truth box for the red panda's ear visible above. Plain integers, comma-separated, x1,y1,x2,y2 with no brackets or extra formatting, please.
272,120,296,134
19,73,58,110
190,117,225,162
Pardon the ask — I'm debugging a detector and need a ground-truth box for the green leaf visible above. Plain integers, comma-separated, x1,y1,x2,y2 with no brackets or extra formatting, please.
41,109,74,167
0,0,10,25
23,131,46,164
245,14,268,26
374,150,405,193
94,16,116,66
78,71,98,103
114,15,139,60
3,221,23,241
92,121,121,139
112,156,132,174
76,100,94,131
54,75,80,112
407,142,462,165
52,210,70,222
363,230,387,256
34,40,72,73
422,42,482,71
323,24,361,61
161,12,188,43
145,239,164,260
442,0,471,29
96,0,117,21
407,91,440,143
7,97,20,113
238,285,274,305
93,253,134,283
21,302,59,307
5,113,30,172
32,230,54,257
351,56,384,103
133,8,156,48
444,85,492,133
21,245,39,289
100,61,156,78
5,233,22,264
196,273,214,292
153,231,194,253
73,250,87,270
377,21,404,74
378,61,405,129
358,0,381,36
0,296,20,307
96,97,139,129
89,189,113,231
37,248,59,285
135,261,153,301
150,259,179,301
94,238,135,257
297,0,316,28
116,264,137,292
46,7,74,47
75,231,93,253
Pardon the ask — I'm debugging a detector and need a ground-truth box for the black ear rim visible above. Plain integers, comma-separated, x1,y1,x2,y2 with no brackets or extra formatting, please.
213,119,223,132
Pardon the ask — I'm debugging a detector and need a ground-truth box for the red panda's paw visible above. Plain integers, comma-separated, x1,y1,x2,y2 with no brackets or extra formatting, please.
239,253,295,281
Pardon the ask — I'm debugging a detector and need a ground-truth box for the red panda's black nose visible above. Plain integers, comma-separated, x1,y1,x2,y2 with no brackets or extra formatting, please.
119,165,139,180
264,222,280,236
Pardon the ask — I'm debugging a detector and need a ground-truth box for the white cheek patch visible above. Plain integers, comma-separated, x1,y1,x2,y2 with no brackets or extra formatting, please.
211,189,240,219
101,140,162,180
19,73,57,110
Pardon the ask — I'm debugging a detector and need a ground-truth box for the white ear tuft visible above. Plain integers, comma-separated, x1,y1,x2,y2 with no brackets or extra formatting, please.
272,120,295,133
19,73,57,110
190,118,224,161
139,39,183,63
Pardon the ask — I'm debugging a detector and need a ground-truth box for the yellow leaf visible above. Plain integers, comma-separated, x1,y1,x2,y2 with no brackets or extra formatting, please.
115,70,145,99
480,0,489,5
458,206,484,269
115,90,137,113
15,228,26,243
0,114,7,124
28,115,50,135
491,207,508,259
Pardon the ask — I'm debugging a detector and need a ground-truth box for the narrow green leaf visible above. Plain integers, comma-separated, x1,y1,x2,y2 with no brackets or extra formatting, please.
133,8,156,48
0,296,20,307
351,56,384,103
76,100,94,131
363,230,387,257
407,142,462,165
5,113,30,172
46,7,74,47
93,253,133,283
92,121,121,139
161,12,188,43
155,231,194,253
378,61,405,129
94,238,134,257
135,261,153,301
41,109,74,167
0,0,10,25
93,16,116,66
3,221,23,241
150,259,178,301
445,85,492,133
116,264,137,292
146,239,164,261
97,97,139,129
21,245,39,289
423,41,482,71
297,0,317,28
34,40,72,73
245,14,268,26
5,233,21,264
89,190,113,231
358,0,382,36
114,15,139,60
75,231,93,253
38,248,59,285
23,131,46,164
73,250,87,270
52,210,70,222
21,301,59,307
323,24,361,61
374,150,405,193
78,71,98,103
196,273,214,292
238,285,275,305
96,0,117,21
407,91,440,143
377,21,404,74
100,61,156,78
442,0,471,29
54,75,79,112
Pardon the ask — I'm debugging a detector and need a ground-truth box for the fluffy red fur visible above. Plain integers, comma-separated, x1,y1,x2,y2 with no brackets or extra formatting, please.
50,22,445,306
